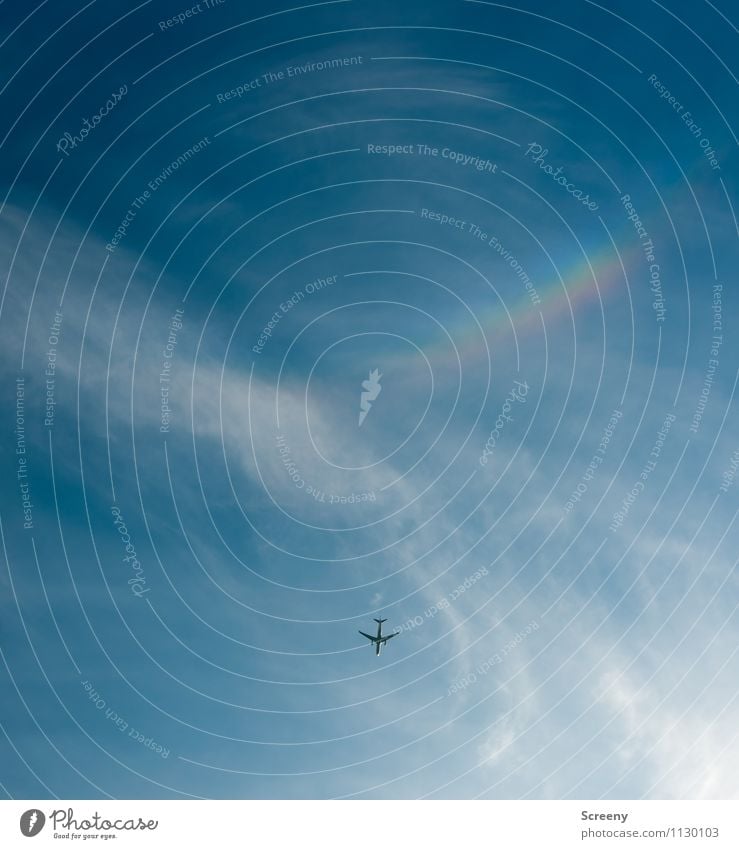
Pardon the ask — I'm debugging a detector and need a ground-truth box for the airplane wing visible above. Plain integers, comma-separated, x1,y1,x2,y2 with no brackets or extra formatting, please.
358,630,376,641
382,632,399,641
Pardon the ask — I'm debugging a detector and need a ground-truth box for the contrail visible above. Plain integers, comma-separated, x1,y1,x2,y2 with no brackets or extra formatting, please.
358,368,382,426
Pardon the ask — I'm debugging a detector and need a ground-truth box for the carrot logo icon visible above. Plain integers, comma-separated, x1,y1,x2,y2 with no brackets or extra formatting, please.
358,369,382,426
20,809,45,837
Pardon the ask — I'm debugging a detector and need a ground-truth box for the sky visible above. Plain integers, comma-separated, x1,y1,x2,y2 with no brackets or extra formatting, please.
0,0,737,800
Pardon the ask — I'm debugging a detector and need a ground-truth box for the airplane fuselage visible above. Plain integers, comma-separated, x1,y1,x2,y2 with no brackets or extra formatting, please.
375,619,385,654
358,617,397,657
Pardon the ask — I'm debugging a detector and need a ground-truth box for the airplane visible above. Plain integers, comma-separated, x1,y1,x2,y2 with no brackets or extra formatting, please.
359,618,399,656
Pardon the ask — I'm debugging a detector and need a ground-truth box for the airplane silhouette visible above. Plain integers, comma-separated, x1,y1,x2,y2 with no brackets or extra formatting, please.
358,618,399,656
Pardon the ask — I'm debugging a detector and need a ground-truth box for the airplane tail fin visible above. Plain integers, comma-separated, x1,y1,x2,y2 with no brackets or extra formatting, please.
373,618,387,624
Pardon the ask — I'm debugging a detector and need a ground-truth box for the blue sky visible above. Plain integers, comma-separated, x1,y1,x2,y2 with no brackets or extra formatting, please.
0,0,737,799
